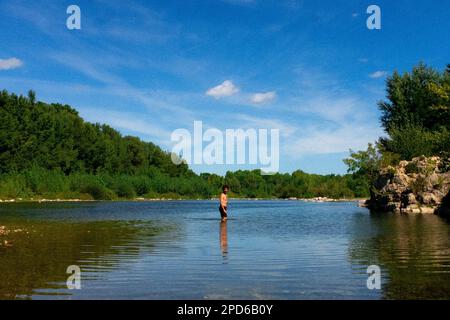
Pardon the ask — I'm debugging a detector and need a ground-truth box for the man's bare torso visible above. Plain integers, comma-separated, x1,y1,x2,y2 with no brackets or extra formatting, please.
220,192,227,207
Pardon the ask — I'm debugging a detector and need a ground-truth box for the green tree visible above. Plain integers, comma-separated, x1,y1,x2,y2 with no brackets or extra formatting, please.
344,143,381,187
378,63,450,159
0,89,371,200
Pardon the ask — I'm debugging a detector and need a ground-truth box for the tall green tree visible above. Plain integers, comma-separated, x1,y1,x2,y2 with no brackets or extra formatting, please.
378,63,450,159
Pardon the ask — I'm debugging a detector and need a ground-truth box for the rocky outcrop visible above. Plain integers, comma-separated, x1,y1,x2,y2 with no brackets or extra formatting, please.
369,156,450,214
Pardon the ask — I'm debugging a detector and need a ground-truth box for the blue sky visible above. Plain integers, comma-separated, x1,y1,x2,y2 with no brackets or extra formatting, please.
0,0,449,175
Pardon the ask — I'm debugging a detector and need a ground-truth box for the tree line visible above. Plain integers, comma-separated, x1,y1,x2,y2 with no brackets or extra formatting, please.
0,89,367,200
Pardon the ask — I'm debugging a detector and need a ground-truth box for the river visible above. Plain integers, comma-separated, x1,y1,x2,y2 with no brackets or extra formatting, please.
0,200,449,299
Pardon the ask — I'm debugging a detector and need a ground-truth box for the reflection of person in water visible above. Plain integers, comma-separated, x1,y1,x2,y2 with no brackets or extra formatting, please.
220,220,228,260
219,185,229,221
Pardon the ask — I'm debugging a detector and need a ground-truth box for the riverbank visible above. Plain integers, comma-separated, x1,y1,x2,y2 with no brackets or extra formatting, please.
0,196,367,203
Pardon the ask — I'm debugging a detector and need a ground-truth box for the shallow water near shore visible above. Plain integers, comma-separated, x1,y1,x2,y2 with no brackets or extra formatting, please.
0,200,449,300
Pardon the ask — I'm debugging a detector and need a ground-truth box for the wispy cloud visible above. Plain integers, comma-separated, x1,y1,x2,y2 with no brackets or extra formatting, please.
46,51,201,139
369,70,388,79
292,96,364,124
277,66,382,157
234,113,296,137
51,53,123,85
0,57,23,70
2,0,62,37
250,91,277,104
285,123,382,156
79,108,173,147
89,0,190,44
206,80,239,99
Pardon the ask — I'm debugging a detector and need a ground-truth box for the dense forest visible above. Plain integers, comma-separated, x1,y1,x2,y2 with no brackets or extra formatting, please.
0,89,367,200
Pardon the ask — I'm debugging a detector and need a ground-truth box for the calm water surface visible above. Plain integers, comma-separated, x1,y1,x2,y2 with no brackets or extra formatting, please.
0,200,449,299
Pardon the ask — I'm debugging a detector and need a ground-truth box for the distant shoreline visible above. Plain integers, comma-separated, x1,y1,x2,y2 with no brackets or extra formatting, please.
0,197,367,204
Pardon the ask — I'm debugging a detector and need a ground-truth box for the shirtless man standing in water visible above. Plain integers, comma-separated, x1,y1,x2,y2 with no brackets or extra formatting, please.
219,185,229,221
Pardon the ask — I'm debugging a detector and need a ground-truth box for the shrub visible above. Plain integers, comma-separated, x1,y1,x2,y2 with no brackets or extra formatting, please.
115,181,136,198
131,176,152,195
81,184,114,200
159,192,182,199
23,166,69,194
438,158,450,173
0,175,29,198
69,174,114,200
143,191,161,199
410,175,427,194
405,162,419,174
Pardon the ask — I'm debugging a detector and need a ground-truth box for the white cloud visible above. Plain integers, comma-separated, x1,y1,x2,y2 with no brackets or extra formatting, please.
205,80,239,99
250,91,277,104
369,70,387,78
0,58,23,70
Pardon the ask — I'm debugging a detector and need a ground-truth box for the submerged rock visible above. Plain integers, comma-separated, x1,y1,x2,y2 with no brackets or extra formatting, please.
369,156,450,215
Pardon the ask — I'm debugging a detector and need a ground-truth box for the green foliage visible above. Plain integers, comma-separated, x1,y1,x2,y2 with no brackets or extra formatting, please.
0,174,29,199
344,143,382,185
379,123,449,160
115,182,136,199
379,62,450,133
0,89,369,200
409,175,427,194
405,162,419,174
130,176,153,196
345,63,450,194
438,158,450,172
68,174,114,200
0,89,189,176
378,63,450,160
23,166,69,194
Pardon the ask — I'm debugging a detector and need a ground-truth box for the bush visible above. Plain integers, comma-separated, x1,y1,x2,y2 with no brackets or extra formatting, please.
81,184,114,200
159,192,182,199
438,158,450,172
23,166,69,194
405,162,419,174
115,180,136,198
143,191,161,199
131,176,152,195
69,174,114,200
0,174,29,198
410,175,427,194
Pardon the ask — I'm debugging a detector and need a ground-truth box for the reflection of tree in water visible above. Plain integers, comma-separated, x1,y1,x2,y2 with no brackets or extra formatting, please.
0,220,172,299
348,212,450,299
